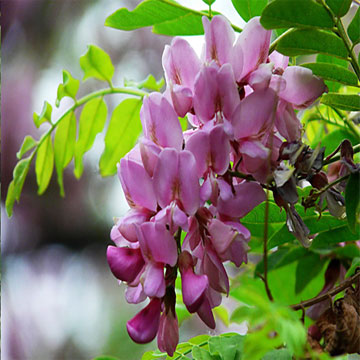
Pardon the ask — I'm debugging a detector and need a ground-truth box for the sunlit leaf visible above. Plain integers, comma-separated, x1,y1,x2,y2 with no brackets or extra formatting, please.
35,135,54,195
99,98,142,176
301,62,358,87
5,157,32,217
232,0,267,22
345,257,360,277
260,0,333,29
124,74,164,91
16,135,37,159
80,45,114,84
74,98,107,178
261,349,291,360
276,29,348,58
33,101,52,128
321,93,360,111
56,70,80,107
54,111,76,196
192,346,217,360
345,172,360,234
208,334,244,360
311,224,359,248
347,7,360,45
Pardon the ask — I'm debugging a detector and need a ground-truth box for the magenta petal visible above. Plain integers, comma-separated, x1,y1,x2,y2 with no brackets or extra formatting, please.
203,15,235,66
107,246,145,283
144,262,166,298
181,268,208,312
119,153,157,211
203,245,229,294
275,100,302,142
139,222,178,267
139,137,161,177
157,311,179,356
179,150,200,215
236,17,271,80
140,92,183,150
209,125,230,175
232,88,277,139
126,298,162,344
217,182,266,218
279,66,327,108
196,296,216,329
208,219,237,254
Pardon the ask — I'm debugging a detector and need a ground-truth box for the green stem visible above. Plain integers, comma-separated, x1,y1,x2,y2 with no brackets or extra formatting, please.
173,341,209,360
269,28,297,54
28,86,147,165
158,0,242,32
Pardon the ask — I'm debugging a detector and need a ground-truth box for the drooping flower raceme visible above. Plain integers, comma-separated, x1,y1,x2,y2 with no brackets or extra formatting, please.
106,15,326,356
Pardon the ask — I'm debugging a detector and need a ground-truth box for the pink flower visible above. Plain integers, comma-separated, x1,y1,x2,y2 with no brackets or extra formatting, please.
126,298,162,344
157,310,179,356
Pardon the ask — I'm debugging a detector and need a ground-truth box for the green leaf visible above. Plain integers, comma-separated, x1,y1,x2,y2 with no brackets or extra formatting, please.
16,135,37,159
321,93,360,111
348,7,360,45
99,98,142,176
295,253,327,294
316,54,348,67
105,0,209,36
276,29,348,58
301,62,358,86
5,157,32,217
202,0,216,5
313,128,358,157
208,334,245,360
33,101,52,128
311,224,359,248
35,135,54,195
260,0,333,29
54,111,76,196
124,74,164,91
192,347,218,360
141,350,167,360
232,0,267,22
261,349,291,360
334,244,360,258
345,172,360,233
326,0,352,17
345,257,360,277
74,98,107,178
268,213,347,249
80,45,114,84
56,70,80,107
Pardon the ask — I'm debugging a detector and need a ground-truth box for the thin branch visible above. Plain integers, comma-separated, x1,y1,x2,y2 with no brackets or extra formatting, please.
324,143,360,166
291,270,360,311
269,28,297,54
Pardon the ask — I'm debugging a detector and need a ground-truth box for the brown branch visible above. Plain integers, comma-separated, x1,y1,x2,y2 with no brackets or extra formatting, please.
291,271,360,311
323,143,360,166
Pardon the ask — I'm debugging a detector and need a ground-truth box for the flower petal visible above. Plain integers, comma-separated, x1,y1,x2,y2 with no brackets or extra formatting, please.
144,262,166,298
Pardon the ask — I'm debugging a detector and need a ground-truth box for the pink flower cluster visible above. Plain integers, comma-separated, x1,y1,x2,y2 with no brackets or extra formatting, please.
107,16,326,356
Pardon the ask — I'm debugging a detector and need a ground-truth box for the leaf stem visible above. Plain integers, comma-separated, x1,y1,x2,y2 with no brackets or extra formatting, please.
269,28,297,54
291,270,360,310
173,341,209,360
323,143,360,165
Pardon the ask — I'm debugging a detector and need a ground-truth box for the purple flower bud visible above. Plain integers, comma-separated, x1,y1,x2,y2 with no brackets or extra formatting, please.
126,298,162,344
107,246,145,283
157,311,179,356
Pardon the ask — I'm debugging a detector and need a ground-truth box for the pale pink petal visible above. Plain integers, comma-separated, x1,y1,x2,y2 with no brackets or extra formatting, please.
235,17,271,80
170,84,193,117
179,150,200,215
139,222,178,267
185,130,210,177
143,262,166,298
248,63,274,90
269,50,289,70
125,283,147,304
140,93,183,149
275,100,302,141
208,219,237,254
117,209,151,242
139,137,161,177
203,15,235,66
231,88,277,139
127,298,162,344
217,182,266,218
279,66,327,109
119,155,157,211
